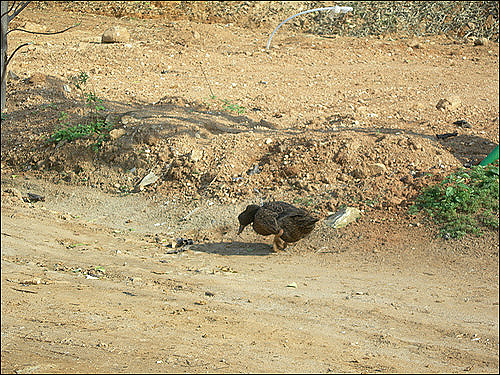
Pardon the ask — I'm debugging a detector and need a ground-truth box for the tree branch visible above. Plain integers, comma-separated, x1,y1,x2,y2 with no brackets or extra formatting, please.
1,42,32,85
6,22,80,36
8,1,31,22
1,1,17,19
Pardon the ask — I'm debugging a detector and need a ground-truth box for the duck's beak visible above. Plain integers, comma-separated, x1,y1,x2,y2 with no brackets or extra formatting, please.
237,224,245,235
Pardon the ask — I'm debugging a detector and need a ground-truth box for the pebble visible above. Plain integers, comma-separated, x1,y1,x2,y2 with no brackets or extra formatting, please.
473,37,488,46
436,95,461,111
26,192,45,202
21,278,41,285
453,119,471,128
366,163,387,176
137,171,159,189
101,26,130,43
189,149,203,162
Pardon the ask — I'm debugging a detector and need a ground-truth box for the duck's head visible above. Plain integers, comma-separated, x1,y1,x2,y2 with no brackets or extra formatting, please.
237,204,260,234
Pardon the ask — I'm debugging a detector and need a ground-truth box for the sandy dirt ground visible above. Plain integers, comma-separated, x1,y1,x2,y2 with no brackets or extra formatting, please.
1,3,499,374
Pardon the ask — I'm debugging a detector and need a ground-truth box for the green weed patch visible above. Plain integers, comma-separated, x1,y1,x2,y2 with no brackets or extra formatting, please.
409,161,499,238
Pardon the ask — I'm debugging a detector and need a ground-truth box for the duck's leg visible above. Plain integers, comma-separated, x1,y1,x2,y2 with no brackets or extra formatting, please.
272,229,286,252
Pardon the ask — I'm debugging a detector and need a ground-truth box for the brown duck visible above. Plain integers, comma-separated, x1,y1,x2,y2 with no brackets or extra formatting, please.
237,201,319,252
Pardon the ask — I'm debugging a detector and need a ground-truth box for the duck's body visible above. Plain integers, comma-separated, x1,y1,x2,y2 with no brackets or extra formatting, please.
238,201,319,251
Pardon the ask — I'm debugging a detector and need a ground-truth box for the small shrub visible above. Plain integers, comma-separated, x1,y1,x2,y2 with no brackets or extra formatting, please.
47,72,111,150
48,112,112,150
409,161,499,238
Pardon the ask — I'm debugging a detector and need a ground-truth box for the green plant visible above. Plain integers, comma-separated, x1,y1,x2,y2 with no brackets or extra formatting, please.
221,98,245,114
204,95,246,114
48,113,112,150
409,162,499,238
47,72,111,150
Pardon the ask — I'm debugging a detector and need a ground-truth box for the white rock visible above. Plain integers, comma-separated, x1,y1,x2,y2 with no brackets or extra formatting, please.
324,207,361,228
138,172,159,188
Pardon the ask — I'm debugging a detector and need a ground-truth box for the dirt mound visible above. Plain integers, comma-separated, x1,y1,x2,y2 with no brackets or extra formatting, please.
2,4,498,219
2,74,466,216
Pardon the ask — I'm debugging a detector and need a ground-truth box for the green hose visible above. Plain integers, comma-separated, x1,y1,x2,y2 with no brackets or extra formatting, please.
479,145,499,166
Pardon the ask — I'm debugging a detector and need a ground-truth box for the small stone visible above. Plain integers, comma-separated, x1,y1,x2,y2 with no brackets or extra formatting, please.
109,128,126,140
137,171,159,189
283,165,299,177
158,152,170,162
408,40,423,49
26,192,45,202
453,120,471,128
102,26,130,43
120,115,133,125
189,149,203,162
131,277,143,285
324,207,361,228
366,163,387,176
21,278,41,285
63,84,71,93
473,37,488,46
436,95,461,111
352,167,368,179
286,282,297,288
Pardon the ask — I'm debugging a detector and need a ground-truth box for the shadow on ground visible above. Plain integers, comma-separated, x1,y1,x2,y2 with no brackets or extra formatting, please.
191,241,273,256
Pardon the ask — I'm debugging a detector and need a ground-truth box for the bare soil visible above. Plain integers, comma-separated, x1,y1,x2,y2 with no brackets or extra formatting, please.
1,3,499,374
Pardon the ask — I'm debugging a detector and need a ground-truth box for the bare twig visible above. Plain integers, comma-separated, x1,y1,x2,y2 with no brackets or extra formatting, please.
6,22,80,36
181,207,202,221
8,1,31,21
1,41,32,84
12,287,38,294
199,62,215,98
1,1,17,18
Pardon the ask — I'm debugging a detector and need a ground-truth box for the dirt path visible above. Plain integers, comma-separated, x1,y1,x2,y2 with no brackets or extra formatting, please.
1,177,499,373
